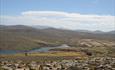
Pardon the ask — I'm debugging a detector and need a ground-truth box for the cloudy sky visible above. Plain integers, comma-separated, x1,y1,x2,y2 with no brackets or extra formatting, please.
0,0,115,31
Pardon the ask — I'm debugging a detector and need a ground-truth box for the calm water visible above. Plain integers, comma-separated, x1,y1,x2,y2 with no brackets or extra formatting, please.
0,44,70,54
0,50,24,54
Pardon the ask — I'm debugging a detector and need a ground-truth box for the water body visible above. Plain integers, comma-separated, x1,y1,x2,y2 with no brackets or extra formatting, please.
0,50,24,54
0,44,70,54
29,44,70,53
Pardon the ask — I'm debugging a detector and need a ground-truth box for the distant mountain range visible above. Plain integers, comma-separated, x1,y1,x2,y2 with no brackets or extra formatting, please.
32,25,51,29
0,25,115,51
1,25,115,33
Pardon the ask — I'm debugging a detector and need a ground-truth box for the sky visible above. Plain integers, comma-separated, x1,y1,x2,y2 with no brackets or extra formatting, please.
0,0,115,31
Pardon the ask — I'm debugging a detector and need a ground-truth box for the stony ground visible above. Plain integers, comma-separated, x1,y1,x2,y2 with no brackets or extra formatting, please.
0,57,115,70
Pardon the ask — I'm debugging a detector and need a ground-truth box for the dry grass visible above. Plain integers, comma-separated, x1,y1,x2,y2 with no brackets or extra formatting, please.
0,52,85,57
0,52,87,62
29,52,85,57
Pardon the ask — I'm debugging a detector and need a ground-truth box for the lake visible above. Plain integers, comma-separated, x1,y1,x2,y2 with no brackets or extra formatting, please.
0,44,70,54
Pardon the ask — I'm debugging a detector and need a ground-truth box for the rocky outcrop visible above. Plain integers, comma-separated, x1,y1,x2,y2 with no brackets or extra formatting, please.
0,57,115,70
77,39,115,47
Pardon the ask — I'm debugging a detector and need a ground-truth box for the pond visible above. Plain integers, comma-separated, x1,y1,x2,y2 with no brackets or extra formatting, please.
0,50,24,54
0,44,70,54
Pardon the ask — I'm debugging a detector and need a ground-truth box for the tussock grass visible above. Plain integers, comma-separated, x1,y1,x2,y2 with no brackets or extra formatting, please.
0,52,85,57
29,52,85,57
0,52,87,62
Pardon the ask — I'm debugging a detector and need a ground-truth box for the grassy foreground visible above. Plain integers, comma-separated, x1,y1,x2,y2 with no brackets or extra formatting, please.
0,52,85,57
0,52,87,61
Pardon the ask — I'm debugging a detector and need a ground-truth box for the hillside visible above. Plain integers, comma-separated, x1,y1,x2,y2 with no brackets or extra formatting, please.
0,25,115,51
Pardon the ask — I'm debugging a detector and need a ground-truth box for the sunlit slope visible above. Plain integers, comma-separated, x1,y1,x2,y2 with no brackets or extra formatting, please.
0,25,115,51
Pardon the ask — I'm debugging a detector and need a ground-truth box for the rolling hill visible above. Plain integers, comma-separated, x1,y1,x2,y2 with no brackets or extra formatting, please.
0,25,115,51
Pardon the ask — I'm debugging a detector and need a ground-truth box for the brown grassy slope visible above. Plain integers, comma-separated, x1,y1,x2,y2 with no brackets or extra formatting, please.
0,25,115,51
